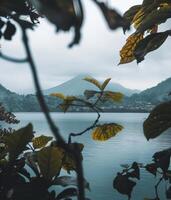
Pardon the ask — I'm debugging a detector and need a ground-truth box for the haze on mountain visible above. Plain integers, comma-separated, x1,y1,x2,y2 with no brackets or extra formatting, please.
1,76,171,112
43,75,140,97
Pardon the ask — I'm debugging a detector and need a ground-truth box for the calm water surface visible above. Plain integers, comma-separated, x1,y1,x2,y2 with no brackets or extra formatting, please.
13,113,171,200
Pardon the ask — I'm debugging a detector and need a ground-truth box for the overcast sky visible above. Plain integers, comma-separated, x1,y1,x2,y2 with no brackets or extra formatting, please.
0,0,171,94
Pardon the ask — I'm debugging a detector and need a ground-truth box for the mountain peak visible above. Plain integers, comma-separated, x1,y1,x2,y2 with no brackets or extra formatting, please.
43,75,140,97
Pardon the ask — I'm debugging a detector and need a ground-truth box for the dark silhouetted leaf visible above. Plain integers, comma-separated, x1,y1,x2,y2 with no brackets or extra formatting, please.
56,188,77,200
134,31,170,63
143,101,171,140
153,149,171,173
3,21,16,40
53,175,90,190
113,173,136,199
145,163,157,176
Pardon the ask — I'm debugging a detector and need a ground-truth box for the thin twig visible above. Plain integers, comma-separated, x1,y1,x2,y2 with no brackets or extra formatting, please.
68,108,100,143
0,52,27,63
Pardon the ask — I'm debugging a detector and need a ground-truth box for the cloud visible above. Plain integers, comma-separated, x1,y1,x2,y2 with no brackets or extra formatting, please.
0,0,171,94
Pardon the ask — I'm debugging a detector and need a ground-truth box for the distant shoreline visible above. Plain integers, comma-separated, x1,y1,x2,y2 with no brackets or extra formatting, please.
13,111,150,113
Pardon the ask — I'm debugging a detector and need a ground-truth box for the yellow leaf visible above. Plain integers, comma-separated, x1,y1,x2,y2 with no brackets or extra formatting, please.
84,77,102,90
59,96,76,112
32,135,53,149
37,146,64,180
50,93,65,100
92,123,123,141
101,78,111,90
104,91,124,102
119,33,144,64
132,8,145,29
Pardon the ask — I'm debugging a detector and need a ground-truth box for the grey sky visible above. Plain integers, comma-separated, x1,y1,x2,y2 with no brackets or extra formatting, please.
0,0,171,94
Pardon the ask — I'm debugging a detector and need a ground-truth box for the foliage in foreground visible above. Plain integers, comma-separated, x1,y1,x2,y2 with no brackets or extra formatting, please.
0,0,171,200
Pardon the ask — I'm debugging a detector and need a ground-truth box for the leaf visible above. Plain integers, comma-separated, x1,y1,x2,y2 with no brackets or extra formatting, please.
134,31,170,63
153,149,171,173
132,8,145,29
24,152,39,176
143,101,171,140
37,146,65,181
3,21,16,40
101,78,111,90
56,188,77,200
92,123,123,141
62,143,84,173
104,91,124,102
113,173,136,199
32,135,53,149
50,93,65,100
145,163,157,176
53,176,90,190
136,6,171,33
59,96,76,112
83,77,102,90
4,123,33,161
128,162,140,180
94,1,129,32
119,33,144,64
123,5,142,25
84,90,99,99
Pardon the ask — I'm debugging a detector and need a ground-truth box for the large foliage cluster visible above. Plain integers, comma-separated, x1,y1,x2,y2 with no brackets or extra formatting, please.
0,0,171,200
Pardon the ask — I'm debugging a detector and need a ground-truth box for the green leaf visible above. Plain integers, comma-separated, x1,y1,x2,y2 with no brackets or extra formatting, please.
143,101,171,140
37,146,64,181
32,135,53,149
4,123,34,161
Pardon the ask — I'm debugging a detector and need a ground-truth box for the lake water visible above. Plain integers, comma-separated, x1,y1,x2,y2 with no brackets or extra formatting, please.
13,112,171,200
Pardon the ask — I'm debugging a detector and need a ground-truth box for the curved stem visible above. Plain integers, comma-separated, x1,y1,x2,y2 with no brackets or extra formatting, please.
68,109,100,143
21,28,65,146
0,52,27,63
21,27,85,200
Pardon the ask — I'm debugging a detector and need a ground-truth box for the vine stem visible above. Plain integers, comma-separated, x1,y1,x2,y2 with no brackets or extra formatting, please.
21,27,85,200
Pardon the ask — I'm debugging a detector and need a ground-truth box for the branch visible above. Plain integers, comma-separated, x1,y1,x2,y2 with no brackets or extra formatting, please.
21,27,85,200
21,28,65,145
0,52,27,63
68,108,100,143
68,97,101,143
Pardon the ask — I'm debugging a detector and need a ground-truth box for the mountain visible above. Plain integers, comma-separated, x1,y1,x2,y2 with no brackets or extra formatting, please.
130,77,171,103
0,84,59,112
43,75,140,97
1,76,171,112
